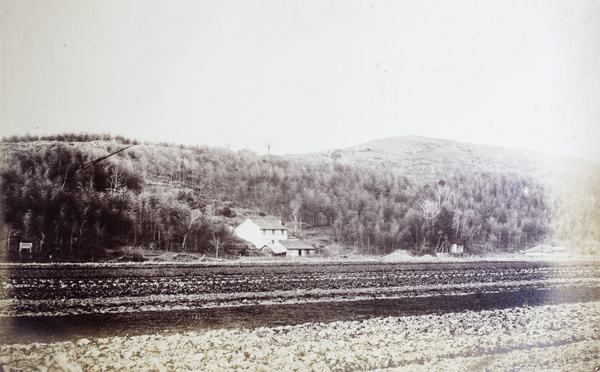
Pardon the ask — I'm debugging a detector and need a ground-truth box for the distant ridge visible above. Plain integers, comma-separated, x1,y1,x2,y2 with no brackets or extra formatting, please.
350,135,593,163
296,135,599,178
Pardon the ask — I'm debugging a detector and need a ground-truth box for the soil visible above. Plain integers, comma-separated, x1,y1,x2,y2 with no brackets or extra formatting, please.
1,301,599,371
1,260,599,370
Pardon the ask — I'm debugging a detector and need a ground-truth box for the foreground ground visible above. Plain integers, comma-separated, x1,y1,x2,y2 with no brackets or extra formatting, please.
1,260,599,370
1,301,599,371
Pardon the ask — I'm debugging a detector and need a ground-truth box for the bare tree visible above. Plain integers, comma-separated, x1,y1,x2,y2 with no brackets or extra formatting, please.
418,198,441,252
452,210,462,237
290,196,302,233
420,199,440,226
210,225,231,258
181,208,202,251
107,168,126,197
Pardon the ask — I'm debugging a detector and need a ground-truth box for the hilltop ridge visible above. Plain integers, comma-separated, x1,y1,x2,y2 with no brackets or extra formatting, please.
298,135,599,178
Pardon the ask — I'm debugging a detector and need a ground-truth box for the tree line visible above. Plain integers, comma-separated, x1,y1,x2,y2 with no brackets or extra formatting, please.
0,134,562,261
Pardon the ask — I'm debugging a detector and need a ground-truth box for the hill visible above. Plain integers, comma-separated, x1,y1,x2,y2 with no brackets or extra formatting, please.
302,136,600,255
299,135,596,176
1,134,599,261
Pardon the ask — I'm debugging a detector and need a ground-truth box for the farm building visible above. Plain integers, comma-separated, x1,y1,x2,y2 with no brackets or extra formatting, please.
234,218,315,257
234,218,288,248
280,240,315,257
260,240,315,257
450,244,464,254
261,242,288,257
221,236,261,257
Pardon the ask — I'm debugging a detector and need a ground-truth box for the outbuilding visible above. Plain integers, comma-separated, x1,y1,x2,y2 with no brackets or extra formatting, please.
261,242,288,257
280,239,315,257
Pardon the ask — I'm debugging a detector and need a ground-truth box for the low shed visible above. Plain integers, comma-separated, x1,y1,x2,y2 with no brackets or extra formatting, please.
222,237,261,257
262,242,288,256
280,240,315,257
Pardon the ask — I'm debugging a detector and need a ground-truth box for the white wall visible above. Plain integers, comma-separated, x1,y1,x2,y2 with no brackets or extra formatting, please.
234,219,262,247
234,219,288,248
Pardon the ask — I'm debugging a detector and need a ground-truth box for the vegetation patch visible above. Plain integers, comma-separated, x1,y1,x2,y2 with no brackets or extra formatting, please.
1,134,599,262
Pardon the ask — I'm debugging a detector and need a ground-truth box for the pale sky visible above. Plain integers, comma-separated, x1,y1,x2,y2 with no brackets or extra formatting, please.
2,1,600,160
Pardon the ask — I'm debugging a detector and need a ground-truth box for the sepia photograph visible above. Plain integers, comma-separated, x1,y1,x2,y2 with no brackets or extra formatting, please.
1,0,600,370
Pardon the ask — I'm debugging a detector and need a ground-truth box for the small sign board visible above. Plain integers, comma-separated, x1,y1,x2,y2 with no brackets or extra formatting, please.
19,242,33,250
19,242,33,261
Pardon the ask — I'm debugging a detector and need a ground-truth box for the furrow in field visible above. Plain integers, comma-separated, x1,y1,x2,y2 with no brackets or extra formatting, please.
2,277,598,317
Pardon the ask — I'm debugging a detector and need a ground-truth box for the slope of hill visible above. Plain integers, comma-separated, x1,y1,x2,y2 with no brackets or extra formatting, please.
1,134,598,262
302,135,600,254
299,135,598,177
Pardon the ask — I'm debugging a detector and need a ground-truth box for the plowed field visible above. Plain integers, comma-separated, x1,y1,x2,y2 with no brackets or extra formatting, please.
1,261,599,344
1,260,600,371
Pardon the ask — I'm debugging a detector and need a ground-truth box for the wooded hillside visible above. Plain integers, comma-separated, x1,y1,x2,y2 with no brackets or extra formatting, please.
1,134,598,261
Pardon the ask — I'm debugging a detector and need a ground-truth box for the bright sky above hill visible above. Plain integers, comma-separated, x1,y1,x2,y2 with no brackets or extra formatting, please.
2,1,600,161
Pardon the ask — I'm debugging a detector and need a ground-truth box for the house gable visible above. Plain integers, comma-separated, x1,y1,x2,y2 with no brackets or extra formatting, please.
234,217,288,248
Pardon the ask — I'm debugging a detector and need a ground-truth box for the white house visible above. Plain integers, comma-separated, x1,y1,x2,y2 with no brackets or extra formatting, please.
234,218,288,249
234,218,315,257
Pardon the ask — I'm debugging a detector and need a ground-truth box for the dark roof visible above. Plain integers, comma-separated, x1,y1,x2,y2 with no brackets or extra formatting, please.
250,218,288,230
262,242,288,255
224,236,255,248
280,240,313,249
